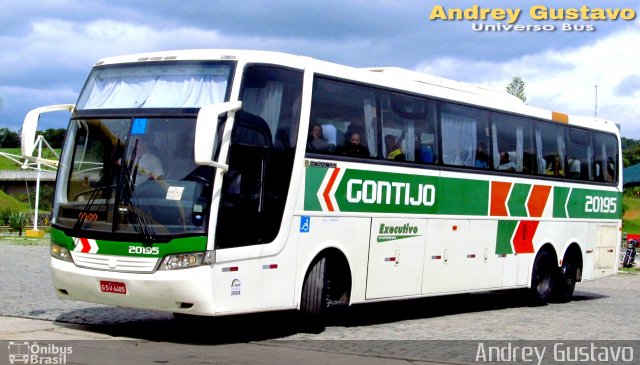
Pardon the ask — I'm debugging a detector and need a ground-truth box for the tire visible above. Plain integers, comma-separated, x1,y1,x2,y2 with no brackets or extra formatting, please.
299,256,329,333
552,263,576,303
173,312,202,324
623,251,632,268
529,250,556,305
300,256,328,317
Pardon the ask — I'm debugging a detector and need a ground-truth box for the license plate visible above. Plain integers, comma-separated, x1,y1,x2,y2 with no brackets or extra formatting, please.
100,280,127,294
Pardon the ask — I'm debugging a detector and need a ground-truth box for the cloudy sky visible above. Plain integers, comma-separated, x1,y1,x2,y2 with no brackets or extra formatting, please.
1,0,639,137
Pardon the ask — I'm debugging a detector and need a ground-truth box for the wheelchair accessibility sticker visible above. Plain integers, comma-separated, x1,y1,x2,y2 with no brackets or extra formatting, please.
300,216,310,233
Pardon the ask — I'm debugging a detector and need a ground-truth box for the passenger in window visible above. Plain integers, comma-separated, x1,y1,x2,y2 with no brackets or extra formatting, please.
415,138,434,164
567,156,581,178
497,151,516,172
420,145,434,163
306,123,330,152
545,155,564,176
385,134,405,161
607,158,615,182
132,139,165,183
340,131,370,158
475,143,489,168
345,119,366,144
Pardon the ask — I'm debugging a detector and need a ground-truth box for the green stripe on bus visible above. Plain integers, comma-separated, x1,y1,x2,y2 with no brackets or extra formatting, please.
334,169,440,214
507,183,531,217
50,227,208,257
51,228,74,249
553,187,570,218
553,187,621,219
437,177,488,216
303,166,621,219
304,166,327,211
565,188,621,219
496,220,517,255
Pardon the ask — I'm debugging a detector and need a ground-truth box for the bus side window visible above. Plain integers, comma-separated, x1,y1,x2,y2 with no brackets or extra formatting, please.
310,77,378,159
381,92,436,164
593,132,618,183
491,114,534,174
216,65,303,248
536,123,565,177
440,103,488,168
566,127,593,181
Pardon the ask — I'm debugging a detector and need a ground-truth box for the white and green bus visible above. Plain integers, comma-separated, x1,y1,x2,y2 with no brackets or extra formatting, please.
21,50,621,318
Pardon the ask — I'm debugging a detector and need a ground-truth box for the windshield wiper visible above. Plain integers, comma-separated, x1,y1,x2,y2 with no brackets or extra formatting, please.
119,150,155,244
72,138,121,236
71,173,111,236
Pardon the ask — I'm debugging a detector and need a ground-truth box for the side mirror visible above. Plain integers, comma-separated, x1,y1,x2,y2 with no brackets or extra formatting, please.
22,104,74,158
194,101,242,171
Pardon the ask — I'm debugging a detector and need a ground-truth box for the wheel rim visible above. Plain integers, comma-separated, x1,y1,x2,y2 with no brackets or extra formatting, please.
537,271,551,295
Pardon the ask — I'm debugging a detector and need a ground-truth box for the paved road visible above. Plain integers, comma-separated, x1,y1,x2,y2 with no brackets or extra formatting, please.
1,240,640,364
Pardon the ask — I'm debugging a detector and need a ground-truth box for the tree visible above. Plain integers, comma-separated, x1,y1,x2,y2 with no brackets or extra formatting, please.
8,212,26,236
0,128,20,148
39,128,66,148
506,76,527,103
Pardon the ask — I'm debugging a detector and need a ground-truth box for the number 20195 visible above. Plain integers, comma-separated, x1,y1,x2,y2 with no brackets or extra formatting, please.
585,196,617,213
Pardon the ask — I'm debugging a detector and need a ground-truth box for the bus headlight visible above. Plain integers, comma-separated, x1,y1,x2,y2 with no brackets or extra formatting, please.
159,251,214,270
51,243,74,263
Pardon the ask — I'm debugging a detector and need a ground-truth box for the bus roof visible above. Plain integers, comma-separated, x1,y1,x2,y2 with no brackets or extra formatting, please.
364,67,524,105
92,49,619,136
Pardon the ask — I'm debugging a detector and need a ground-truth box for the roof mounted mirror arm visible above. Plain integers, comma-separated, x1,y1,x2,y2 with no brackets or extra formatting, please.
194,101,242,172
21,104,75,164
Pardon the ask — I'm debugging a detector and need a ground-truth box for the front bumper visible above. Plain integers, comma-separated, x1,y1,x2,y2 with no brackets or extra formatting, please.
51,257,217,315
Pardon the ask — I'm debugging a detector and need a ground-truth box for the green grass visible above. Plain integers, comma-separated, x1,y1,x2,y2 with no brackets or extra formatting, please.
0,147,61,170
0,148,22,170
0,190,29,212
0,235,50,246
619,266,640,274
623,196,640,235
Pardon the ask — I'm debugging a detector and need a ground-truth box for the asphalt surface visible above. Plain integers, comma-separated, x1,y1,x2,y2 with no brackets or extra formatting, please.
1,237,640,364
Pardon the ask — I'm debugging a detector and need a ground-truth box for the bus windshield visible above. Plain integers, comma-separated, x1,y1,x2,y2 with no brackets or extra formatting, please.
51,61,235,241
76,62,233,110
53,116,216,240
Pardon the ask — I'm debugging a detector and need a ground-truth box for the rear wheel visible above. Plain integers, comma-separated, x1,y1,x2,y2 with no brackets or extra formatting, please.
529,250,556,305
552,263,577,303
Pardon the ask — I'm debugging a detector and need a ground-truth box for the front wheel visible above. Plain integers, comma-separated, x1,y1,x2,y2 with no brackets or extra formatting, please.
300,256,328,317
299,256,329,333
529,250,556,305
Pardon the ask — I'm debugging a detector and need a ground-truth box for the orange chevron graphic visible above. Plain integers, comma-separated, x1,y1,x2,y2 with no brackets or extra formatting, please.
322,168,341,212
491,182,552,218
527,185,552,217
490,181,512,216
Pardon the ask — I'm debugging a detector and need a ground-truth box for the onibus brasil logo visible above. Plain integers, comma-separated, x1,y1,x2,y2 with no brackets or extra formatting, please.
8,341,72,364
